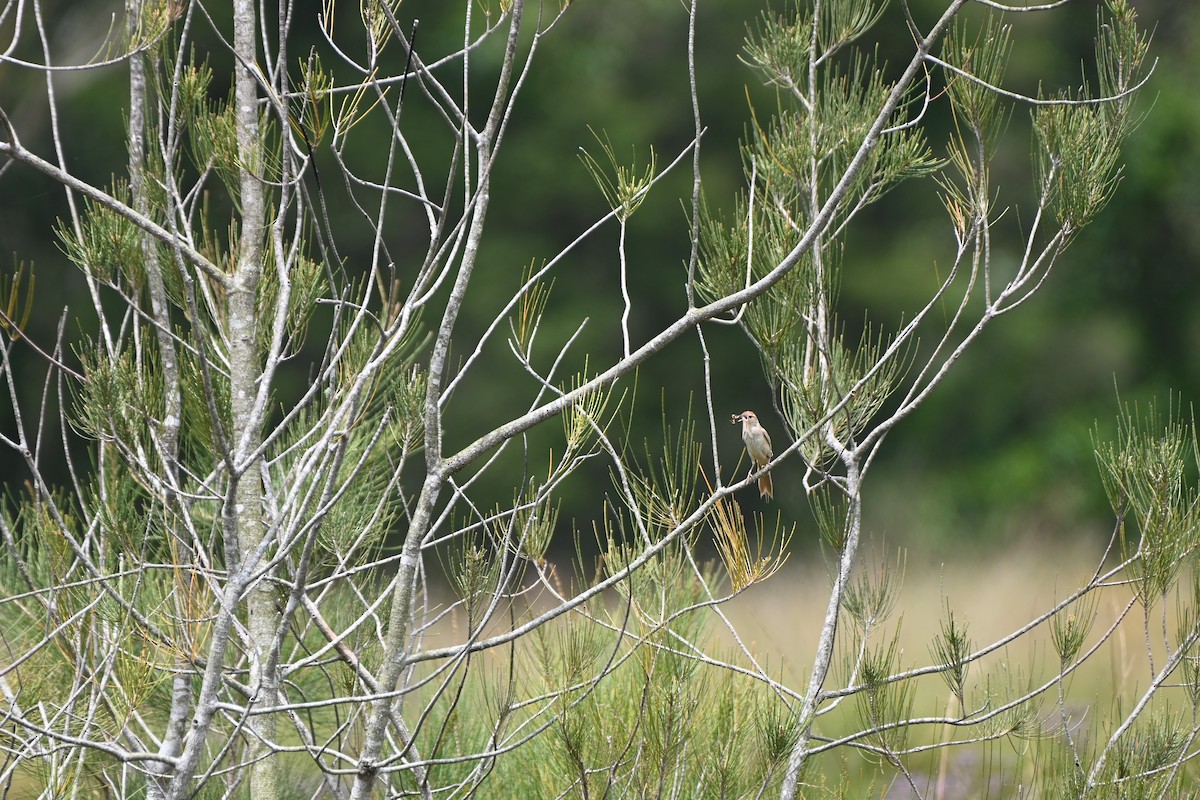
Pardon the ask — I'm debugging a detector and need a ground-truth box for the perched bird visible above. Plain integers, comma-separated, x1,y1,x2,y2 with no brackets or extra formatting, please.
732,410,773,499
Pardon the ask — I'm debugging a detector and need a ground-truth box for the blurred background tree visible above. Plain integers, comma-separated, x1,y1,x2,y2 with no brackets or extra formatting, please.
1,0,1196,551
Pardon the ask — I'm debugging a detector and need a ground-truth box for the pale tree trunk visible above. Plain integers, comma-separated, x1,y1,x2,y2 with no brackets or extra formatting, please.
349,3,524,797
125,3,189,798
228,1,276,799
777,4,969,797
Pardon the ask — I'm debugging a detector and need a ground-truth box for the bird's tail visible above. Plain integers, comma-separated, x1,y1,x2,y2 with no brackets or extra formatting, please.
758,471,773,500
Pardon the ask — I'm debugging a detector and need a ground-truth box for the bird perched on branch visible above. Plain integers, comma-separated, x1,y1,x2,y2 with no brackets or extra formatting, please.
732,410,773,499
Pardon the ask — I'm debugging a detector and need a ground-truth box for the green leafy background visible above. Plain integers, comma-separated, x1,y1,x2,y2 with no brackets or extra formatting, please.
0,0,1196,553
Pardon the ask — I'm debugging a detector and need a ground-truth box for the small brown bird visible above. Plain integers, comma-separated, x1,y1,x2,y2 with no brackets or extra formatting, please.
732,410,773,499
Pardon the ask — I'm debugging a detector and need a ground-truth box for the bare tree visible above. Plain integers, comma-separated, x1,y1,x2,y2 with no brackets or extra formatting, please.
4,0,1189,798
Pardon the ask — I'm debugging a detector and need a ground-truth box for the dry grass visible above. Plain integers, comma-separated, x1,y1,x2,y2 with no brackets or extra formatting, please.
713,536,1200,795
723,538,1109,679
